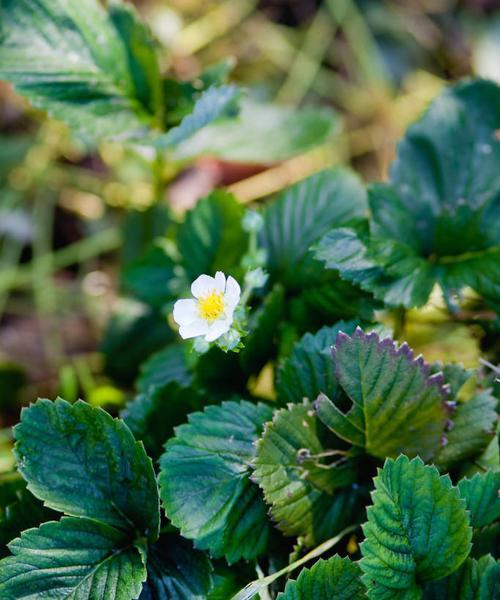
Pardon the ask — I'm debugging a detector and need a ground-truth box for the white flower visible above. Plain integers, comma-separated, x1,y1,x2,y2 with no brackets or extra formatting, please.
173,271,241,342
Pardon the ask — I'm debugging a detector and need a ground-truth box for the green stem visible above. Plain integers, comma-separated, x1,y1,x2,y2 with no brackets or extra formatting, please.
231,524,358,600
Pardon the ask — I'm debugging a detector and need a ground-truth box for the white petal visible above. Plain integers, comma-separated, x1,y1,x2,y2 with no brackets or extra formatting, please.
205,319,231,342
179,319,209,339
191,274,215,298
173,299,198,326
224,276,241,309
214,271,226,292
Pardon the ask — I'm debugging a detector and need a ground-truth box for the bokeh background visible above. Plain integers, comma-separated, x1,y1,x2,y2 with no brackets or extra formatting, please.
1,0,499,469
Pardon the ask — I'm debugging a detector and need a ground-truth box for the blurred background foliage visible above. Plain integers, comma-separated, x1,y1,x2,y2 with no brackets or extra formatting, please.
1,0,499,470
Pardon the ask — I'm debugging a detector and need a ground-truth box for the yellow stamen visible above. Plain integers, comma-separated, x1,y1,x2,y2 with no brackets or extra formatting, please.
198,291,225,322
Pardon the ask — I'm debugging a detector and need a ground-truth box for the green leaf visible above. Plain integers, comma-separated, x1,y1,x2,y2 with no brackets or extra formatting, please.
173,100,339,163
14,398,160,541
122,245,177,308
159,401,273,563
0,516,146,600
136,344,192,393
152,85,240,149
253,402,360,545
0,476,57,558
239,285,285,375
315,80,500,308
122,382,205,460
177,190,248,281
260,168,367,287
360,455,472,598
316,328,450,460
458,471,500,529
0,0,161,143
423,555,499,600
277,321,358,405
139,533,212,600
433,389,497,469
101,300,174,386
277,556,366,600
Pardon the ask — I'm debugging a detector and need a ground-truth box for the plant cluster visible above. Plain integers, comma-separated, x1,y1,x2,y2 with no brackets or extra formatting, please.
0,0,499,599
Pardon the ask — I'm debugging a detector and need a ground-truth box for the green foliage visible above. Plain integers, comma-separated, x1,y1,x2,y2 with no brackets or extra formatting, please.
253,402,360,545
139,534,213,600
0,0,162,143
177,190,248,280
277,321,358,405
360,455,472,598
0,517,147,600
14,399,160,541
458,471,500,529
315,80,500,308
315,328,449,460
277,556,366,600
136,345,192,393
158,401,273,563
174,100,339,163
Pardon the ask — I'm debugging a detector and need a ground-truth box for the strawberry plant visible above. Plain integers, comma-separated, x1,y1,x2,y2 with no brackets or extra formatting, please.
0,0,499,599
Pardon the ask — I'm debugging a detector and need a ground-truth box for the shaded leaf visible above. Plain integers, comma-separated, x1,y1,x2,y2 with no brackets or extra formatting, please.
0,517,146,600
136,345,192,394
14,399,159,540
159,401,273,563
458,471,500,529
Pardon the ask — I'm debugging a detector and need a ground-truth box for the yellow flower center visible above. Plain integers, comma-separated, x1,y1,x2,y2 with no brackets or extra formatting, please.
198,291,225,322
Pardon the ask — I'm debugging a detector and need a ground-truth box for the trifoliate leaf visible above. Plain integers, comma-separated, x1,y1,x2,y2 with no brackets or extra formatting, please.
458,471,500,529
136,345,192,393
159,401,273,563
151,85,240,149
260,168,367,287
433,389,497,469
315,80,500,308
122,382,206,460
122,245,177,309
139,533,212,600
239,285,285,375
177,190,248,281
253,402,360,545
14,398,160,541
423,555,499,600
360,455,472,598
316,328,449,460
0,0,162,143
0,517,146,600
277,556,366,600
277,321,358,405
173,100,339,163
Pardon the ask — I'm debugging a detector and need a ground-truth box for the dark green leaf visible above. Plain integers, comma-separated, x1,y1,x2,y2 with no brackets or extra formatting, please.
122,245,177,308
0,517,146,600
458,471,500,529
253,402,360,545
360,455,472,597
177,190,248,281
0,0,161,143
434,389,497,469
152,85,240,149
122,382,205,460
174,100,339,163
277,321,358,405
277,556,366,600
139,533,212,600
136,345,192,394
423,555,499,600
316,328,449,460
159,401,273,563
261,168,367,287
14,398,160,540
239,285,284,375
